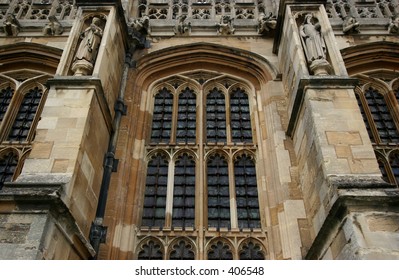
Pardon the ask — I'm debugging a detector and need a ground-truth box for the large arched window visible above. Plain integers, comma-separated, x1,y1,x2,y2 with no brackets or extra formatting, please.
355,75,399,186
137,71,265,259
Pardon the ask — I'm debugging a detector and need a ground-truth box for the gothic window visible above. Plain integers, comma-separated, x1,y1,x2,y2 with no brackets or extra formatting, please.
207,240,233,260
142,153,169,228
206,88,226,143
140,72,264,259
0,86,14,122
0,150,18,190
234,154,260,228
172,153,196,228
230,88,253,143
0,73,49,189
151,88,173,144
176,87,196,144
169,239,195,260
8,86,43,142
137,239,164,260
207,153,230,229
239,240,265,260
355,76,399,187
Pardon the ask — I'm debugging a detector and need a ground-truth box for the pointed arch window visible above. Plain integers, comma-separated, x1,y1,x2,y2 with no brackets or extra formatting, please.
169,239,195,260
142,153,169,228
172,153,196,228
0,151,18,190
207,153,230,229
140,73,264,259
0,86,14,122
239,240,265,260
354,75,399,187
137,239,164,260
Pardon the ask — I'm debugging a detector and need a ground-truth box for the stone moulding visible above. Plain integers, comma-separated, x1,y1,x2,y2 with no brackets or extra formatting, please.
0,182,96,259
305,187,399,260
286,76,359,137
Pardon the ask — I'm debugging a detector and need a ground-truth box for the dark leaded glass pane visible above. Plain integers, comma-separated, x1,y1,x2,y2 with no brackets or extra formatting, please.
207,88,227,143
364,87,399,144
169,239,195,260
230,88,253,143
151,88,173,144
389,152,399,186
176,87,196,143
207,154,230,228
239,241,265,260
234,155,260,228
207,241,233,260
172,153,196,228
0,152,18,190
142,154,169,227
7,87,42,142
138,240,163,260
0,86,14,122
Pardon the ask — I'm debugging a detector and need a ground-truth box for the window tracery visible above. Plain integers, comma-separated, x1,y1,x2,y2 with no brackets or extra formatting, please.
207,239,233,260
354,74,399,186
238,239,265,260
137,71,265,259
0,72,49,189
169,238,195,260
137,238,164,260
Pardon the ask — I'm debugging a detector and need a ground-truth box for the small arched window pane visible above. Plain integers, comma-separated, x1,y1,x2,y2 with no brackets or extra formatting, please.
364,87,399,143
207,154,230,228
8,87,42,142
0,86,14,122
138,240,163,260
142,154,169,227
173,153,196,228
176,88,196,144
207,241,233,260
239,241,265,260
206,88,226,143
234,155,260,228
169,239,195,260
151,88,173,144
355,93,375,143
0,151,18,190
230,88,252,143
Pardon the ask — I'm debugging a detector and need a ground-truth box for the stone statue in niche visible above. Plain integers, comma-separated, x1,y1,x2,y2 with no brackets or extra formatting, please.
174,15,191,35
72,17,104,76
258,12,277,35
342,16,360,34
388,15,399,34
216,16,235,35
42,15,64,36
129,15,150,48
299,13,332,75
3,13,21,36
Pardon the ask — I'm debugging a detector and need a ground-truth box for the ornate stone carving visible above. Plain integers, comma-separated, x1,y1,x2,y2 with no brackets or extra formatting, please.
299,14,332,75
388,15,399,33
257,12,276,35
129,15,150,48
342,15,360,34
216,15,235,35
174,14,191,35
3,13,20,36
42,15,63,36
72,17,104,76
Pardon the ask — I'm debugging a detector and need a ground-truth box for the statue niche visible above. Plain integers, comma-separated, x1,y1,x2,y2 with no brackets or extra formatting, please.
72,16,105,76
299,13,332,76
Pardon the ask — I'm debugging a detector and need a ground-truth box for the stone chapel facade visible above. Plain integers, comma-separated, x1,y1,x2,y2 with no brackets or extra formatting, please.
0,0,398,260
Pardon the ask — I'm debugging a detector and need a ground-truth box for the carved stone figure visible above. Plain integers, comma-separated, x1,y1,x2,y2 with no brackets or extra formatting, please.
3,13,21,36
216,16,235,35
130,15,150,36
388,15,399,34
75,17,103,64
72,17,104,76
299,14,326,63
258,12,277,34
299,14,332,75
42,15,64,36
342,16,360,34
174,15,191,35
